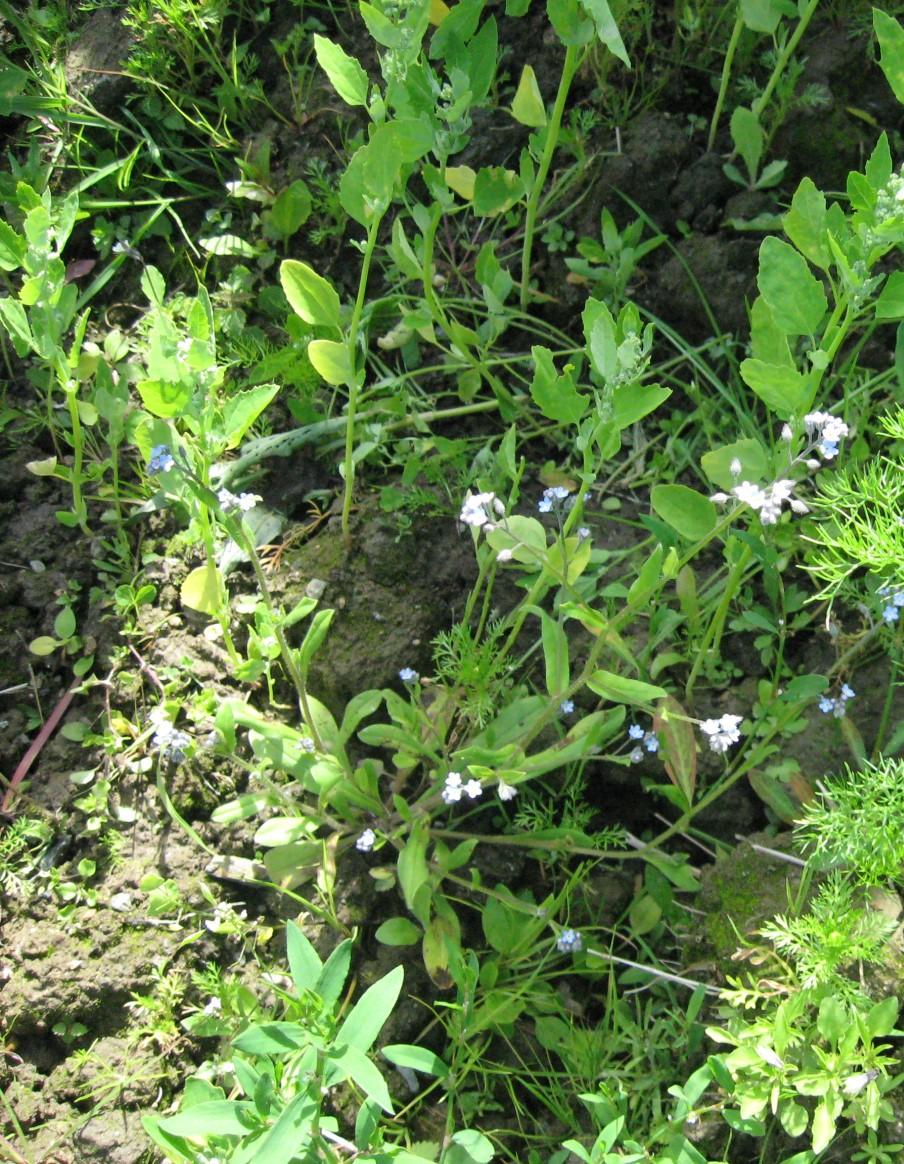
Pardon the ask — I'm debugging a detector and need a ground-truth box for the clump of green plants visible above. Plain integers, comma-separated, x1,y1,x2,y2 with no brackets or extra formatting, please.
143,921,488,1163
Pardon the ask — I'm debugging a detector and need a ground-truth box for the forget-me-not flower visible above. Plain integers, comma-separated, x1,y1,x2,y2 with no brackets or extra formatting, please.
556,928,583,953
148,444,175,474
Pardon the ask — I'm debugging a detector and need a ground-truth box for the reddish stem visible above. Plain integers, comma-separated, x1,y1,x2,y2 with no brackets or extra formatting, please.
1,679,79,814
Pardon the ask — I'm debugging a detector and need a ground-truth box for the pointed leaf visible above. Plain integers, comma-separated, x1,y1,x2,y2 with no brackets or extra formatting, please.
313,34,369,106
280,259,341,328
335,964,404,1052
511,64,546,126
286,919,322,994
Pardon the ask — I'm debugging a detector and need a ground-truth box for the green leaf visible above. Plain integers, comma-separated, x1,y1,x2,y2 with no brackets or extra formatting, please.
811,1100,836,1155
529,345,587,422
740,0,795,34
308,338,353,385
335,964,404,1053
655,695,696,807
280,259,342,329
180,562,222,615
443,1129,495,1164
137,378,192,420
817,994,848,1043
316,938,353,1009
159,1099,256,1137
739,358,811,418
757,236,827,335
232,1021,309,1055
865,994,899,1038
876,270,904,320
0,297,32,350
782,176,830,270
375,917,422,946
586,670,667,706
537,608,569,696
0,221,25,271
53,605,77,640
580,0,630,64
264,181,312,239
629,892,661,936
220,383,280,450
547,0,593,43
382,1043,449,1078
327,1043,393,1112
874,8,904,104
611,382,670,429
286,920,322,994
29,635,59,656
650,484,716,541
246,1092,316,1163
700,439,769,490
397,821,431,925
730,106,762,185
472,167,525,216
313,34,369,105
511,63,547,126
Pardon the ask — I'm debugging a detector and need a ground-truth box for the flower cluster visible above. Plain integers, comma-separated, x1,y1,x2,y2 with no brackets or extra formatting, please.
148,444,175,474
819,684,855,718
878,585,904,625
459,491,504,530
149,707,191,763
802,411,850,460
627,722,659,763
216,488,261,514
537,485,574,514
442,771,483,804
711,479,808,525
556,928,583,953
699,713,743,754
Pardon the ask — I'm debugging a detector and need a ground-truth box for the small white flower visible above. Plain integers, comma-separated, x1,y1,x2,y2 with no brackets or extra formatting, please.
497,548,513,562
781,423,793,441
356,828,376,852
442,771,463,804
203,996,223,1015
464,778,483,799
498,780,517,801
699,713,743,754
729,458,742,478
399,667,419,683
460,491,502,528
733,481,767,510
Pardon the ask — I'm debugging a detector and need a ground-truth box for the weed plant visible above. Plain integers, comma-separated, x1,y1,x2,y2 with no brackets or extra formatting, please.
2,2,904,1163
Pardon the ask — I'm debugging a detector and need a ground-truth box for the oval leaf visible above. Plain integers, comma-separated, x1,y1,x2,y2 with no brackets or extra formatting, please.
651,484,716,541
280,259,341,328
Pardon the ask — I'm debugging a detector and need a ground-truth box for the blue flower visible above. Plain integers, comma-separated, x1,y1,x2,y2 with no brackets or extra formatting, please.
559,699,574,715
644,731,660,753
399,667,419,683
538,485,573,513
556,928,583,953
883,604,900,624
148,444,174,474
818,696,836,715
628,723,645,740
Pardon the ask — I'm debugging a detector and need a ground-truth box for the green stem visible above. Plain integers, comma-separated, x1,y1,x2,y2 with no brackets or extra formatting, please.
231,520,324,751
707,10,744,152
520,43,582,312
60,370,89,533
684,541,753,703
341,214,384,542
751,0,821,124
